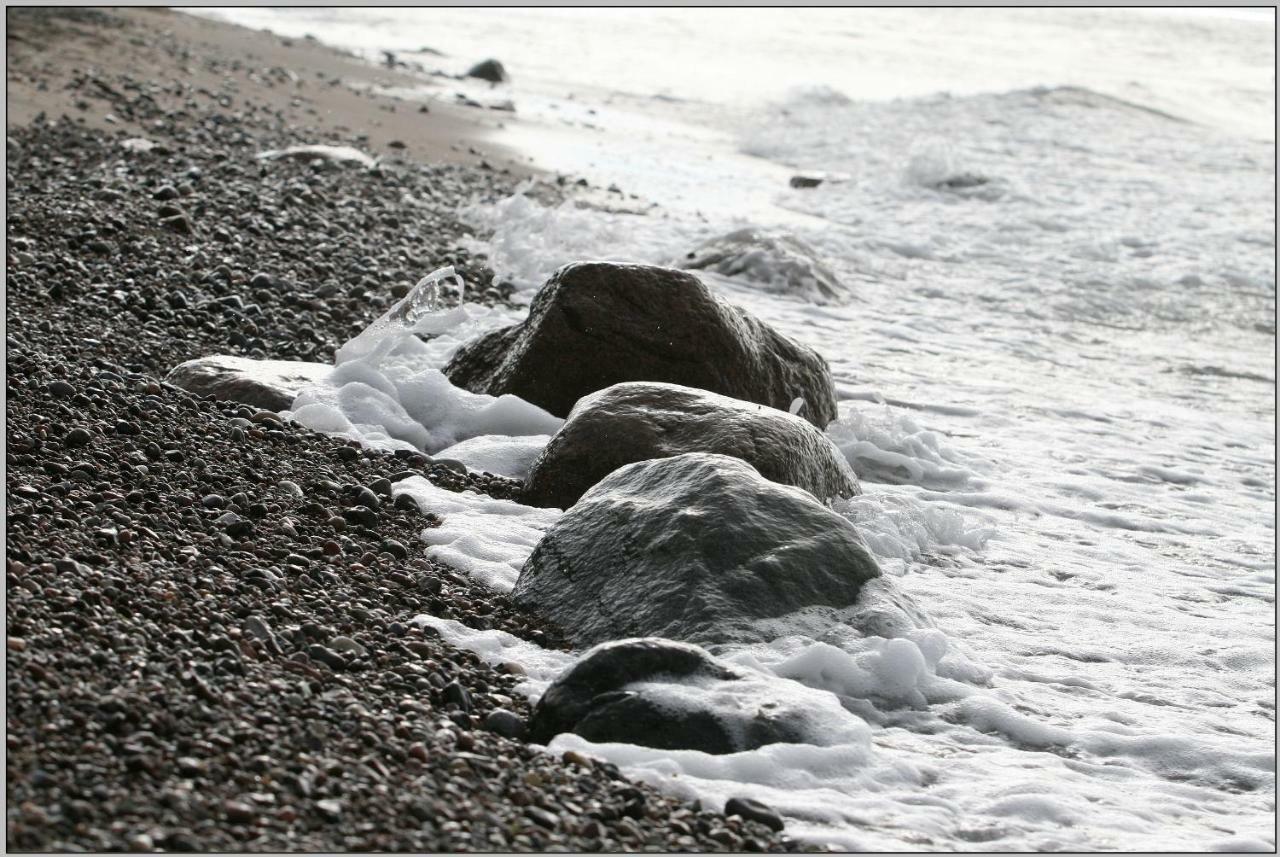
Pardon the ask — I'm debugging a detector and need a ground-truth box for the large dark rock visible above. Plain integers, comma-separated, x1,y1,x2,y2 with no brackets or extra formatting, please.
166,355,330,410
683,227,851,304
513,453,882,646
442,262,839,428
528,638,864,754
523,381,860,509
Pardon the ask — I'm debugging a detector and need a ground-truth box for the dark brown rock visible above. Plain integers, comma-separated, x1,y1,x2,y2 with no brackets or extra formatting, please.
524,381,860,509
442,262,839,428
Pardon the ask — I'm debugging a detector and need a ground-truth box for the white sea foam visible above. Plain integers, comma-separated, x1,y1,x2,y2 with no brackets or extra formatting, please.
436,82,1276,849
827,405,985,489
283,272,562,460
391,475,562,592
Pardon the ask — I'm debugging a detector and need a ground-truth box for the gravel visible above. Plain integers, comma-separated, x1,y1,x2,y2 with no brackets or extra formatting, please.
6,7,809,854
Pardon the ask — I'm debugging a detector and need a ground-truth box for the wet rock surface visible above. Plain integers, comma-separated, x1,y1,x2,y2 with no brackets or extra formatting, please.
523,381,861,509
514,453,883,646
443,261,840,428
529,639,868,755
5,10,806,853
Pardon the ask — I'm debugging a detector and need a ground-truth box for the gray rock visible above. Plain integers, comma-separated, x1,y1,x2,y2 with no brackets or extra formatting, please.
484,708,527,740
528,638,864,754
165,355,330,411
523,381,860,509
342,505,378,528
443,262,838,428
683,227,851,305
514,453,882,646
329,635,367,657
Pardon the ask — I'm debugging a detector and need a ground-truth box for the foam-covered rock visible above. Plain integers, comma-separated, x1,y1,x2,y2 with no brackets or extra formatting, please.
528,638,868,754
524,381,860,509
166,355,331,410
682,227,851,304
442,262,839,428
513,453,882,645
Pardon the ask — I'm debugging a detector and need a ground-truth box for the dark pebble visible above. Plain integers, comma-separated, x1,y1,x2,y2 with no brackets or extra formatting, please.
484,708,526,740
223,800,256,824
342,505,378,528
307,644,346,671
381,538,408,560
724,797,785,832
442,680,472,712
64,427,92,447
524,806,560,830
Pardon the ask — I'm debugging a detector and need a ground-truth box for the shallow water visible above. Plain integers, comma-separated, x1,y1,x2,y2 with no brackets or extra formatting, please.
200,7,1275,850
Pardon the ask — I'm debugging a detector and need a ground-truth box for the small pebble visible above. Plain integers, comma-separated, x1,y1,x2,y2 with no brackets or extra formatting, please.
64,427,92,447
484,708,526,740
724,797,785,832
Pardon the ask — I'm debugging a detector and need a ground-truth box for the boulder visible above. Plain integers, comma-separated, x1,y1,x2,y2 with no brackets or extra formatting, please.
465,58,507,83
789,174,824,189
443,262,838,428
528,638,866,754
523,381,860,509
683,227,851,305
166,355,330,410
513,453,882,646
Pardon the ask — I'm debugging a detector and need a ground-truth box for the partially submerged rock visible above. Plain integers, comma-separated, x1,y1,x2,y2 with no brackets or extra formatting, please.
528,638,866,754
443,261,839,428
682,227,852,304
523,381,860,509
465,58,507,83
513,453,882,646
166,355,330,411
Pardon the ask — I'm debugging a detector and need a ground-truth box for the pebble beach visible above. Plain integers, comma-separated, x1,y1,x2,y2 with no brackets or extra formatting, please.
5,8,802,852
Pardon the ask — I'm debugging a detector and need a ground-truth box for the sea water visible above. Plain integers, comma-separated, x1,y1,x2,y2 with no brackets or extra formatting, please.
194,8,1275,850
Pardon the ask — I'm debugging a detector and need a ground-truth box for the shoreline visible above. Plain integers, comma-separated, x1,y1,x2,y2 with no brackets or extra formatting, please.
6,6,534,173
4,8,801,852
